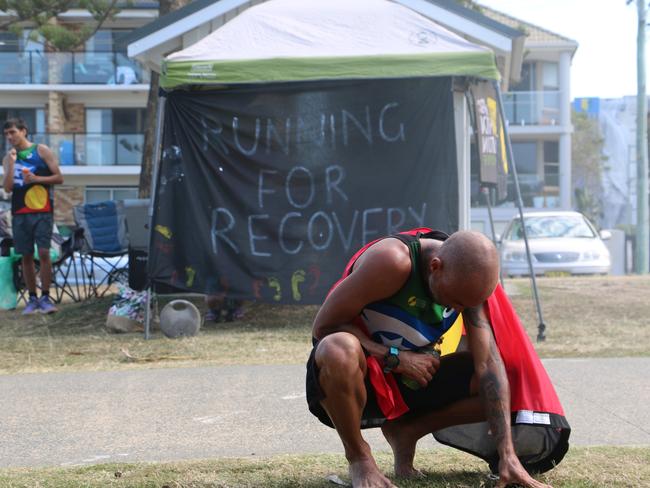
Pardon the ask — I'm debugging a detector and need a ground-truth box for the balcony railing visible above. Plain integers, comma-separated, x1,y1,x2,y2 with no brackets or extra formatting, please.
1,133,144,166
0,51,150,85
502,91,561,126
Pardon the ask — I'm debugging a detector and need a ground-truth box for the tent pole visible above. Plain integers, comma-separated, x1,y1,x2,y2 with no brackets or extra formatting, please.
482,186,503,287
144,92,167,340
482,186,498,243
493,82,547,341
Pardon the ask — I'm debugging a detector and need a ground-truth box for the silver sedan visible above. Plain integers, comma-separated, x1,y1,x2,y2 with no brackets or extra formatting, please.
499,211,611,277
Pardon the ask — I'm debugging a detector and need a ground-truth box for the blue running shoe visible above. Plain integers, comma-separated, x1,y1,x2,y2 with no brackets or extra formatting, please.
39,295,58,314
22,296,41,315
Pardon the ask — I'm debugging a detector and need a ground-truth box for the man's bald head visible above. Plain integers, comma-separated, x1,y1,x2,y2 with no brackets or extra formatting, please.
428,230,499,309
439,231,499,281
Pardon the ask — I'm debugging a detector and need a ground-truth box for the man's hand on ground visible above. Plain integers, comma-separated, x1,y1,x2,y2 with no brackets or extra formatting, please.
496,454,552,488
395,351,440,387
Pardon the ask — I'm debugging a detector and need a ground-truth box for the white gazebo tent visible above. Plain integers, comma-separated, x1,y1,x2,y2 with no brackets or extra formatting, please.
151,0,501,232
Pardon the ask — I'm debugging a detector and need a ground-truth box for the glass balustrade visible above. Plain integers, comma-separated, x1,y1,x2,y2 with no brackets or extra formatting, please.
502,91,561,126
0,51,149,85
1,133,144,166
0,52,34,83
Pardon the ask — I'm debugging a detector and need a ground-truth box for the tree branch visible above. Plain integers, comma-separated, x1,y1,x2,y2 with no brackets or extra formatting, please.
79,0,122,48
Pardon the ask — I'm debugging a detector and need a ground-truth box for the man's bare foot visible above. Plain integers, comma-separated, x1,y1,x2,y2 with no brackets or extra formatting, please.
381,421,420,478
349,457,397,488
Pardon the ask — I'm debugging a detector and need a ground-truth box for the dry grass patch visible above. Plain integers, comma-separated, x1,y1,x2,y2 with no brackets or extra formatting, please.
507,275,650,357
1,275,649,374
0,447,647,487
0,297,317,375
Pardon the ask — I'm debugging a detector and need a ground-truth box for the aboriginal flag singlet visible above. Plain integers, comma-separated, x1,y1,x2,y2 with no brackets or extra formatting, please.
11,144,53,215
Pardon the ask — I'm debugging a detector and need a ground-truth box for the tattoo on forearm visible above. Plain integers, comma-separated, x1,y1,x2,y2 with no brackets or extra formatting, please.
464,307,512,447
479,335,512,450
479,369,508,445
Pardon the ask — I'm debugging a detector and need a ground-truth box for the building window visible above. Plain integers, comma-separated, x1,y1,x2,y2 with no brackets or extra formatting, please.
512,142,538,175
0,108,45,134
0,108,46,153
542,62,559,90
114,108,146,133
85,29,133,52
78,30,143,85
0,32,19,52
0,30,43,52
86,108,146,133
84,108,145,165
510,62,536,92
498,141,543,207
543,140,560,187
543,140,559,161
85,187,139,204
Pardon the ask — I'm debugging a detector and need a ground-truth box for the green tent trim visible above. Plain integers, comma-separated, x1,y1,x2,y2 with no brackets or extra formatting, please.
161,51,500,88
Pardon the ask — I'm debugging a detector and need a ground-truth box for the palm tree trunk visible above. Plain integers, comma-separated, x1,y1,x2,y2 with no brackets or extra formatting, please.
138,0,190,198
138,71,159,198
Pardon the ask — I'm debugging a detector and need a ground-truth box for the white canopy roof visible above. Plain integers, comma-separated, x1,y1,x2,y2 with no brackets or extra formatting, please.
161,0,499,87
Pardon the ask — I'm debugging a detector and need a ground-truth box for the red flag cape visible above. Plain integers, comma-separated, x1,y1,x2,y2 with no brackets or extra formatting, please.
334,228,570,473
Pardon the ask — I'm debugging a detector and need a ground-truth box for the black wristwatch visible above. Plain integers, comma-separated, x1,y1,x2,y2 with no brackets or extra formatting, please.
383,346,400,373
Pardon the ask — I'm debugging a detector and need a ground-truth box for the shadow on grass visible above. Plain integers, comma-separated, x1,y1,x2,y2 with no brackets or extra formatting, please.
173,470,492,488
1,296,114,337
292,470,492,488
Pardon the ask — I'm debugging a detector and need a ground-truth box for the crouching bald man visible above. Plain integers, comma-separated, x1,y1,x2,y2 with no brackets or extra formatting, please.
306,229,551,488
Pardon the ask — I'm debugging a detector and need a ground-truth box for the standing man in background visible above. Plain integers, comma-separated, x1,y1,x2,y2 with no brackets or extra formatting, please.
3,118,64,314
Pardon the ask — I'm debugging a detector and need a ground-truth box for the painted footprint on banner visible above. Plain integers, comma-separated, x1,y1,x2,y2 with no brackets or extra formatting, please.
185,267,196,288
268,277,282,302
291,269,306,301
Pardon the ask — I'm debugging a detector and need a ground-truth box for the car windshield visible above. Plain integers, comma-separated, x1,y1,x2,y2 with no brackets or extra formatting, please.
507,215,596,240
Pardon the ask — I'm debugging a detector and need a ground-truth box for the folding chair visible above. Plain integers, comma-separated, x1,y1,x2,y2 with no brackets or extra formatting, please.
4,227,85,305
73,200,129,298
51,227,87,303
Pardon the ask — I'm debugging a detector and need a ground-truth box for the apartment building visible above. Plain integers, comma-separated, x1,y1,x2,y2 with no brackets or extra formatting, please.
1,0,578,234
0,1,159,224
471,6,578,235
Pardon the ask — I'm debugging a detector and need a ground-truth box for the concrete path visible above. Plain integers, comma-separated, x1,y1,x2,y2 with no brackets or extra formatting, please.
0,358,649,468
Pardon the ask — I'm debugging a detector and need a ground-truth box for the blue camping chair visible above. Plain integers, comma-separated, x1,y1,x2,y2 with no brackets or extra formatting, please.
73,200,129,298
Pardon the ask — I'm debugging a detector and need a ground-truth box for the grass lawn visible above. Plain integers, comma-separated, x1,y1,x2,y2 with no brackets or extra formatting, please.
1,275,649,375
506,275,650,357
0,447,648,487
1,276,648,486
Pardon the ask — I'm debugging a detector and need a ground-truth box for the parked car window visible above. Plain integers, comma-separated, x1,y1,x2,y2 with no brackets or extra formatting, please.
507,215,596,240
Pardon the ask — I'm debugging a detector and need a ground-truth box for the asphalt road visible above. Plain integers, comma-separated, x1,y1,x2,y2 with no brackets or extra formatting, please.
1,357,649,468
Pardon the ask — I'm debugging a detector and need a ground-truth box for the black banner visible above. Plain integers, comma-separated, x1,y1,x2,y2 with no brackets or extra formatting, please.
150,77,458,304
469,81,509,201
